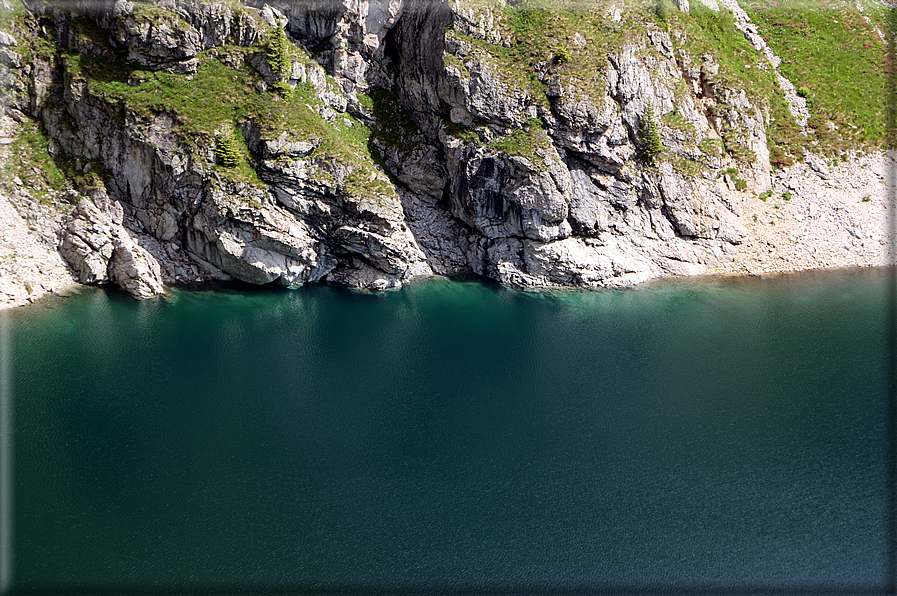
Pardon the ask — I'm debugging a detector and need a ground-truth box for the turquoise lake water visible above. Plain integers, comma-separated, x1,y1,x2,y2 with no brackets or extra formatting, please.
3,268,894,593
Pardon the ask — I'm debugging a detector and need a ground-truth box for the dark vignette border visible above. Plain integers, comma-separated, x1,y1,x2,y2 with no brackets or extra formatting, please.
0,1,895,595
885,2,896,595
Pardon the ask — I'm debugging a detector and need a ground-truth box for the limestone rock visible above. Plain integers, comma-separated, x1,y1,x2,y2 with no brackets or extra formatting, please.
440,32,539,127
184,182,336,287
567,169,611,235
79,0,263,72
553,91,633,171
59,198,117,284
806,154,831,180
445,142,571,242
59,197,165,298
109,231,166,298
252,0,403,92
334,225,411,275
9,0,854,300
107,2,204,71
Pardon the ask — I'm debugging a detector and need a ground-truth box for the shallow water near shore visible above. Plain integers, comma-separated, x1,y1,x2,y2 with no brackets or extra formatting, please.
4,268,894,593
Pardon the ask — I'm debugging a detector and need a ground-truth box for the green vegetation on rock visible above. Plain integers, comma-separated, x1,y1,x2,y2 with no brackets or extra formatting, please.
744,0,887,151
487,118,555,170
456,0,878,167
663,107,696,133
640,100,664,164
725,171,748,190
500,0,633,104
669,3,801,165
0,0,30,54
266,26,293,97
127,0,192,30
698,137,724,156
62,41,391,199
215,129,241,167
442,118,481,145
442,0,889,172
67,48,260,132
2,120,66,203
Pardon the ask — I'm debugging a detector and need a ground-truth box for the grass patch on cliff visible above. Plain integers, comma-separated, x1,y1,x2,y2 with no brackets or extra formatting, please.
487,118,555,170
447,1,634,107
744,0,887,151
674,7,778,105
128,1,193,31
452,0,807,165
0,0,29,36
442,118,481,145
0,0,37,47
2,120,66,203
470,0,637,105
71,48,264,132
72,47,336,143
0,0,60,63
252,84,376,163
70,45,394,201
671,3,802,165
504,0,632,72
447,29,551,108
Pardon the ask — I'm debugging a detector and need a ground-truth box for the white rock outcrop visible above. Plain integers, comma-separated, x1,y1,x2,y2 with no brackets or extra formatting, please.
59,196,166,299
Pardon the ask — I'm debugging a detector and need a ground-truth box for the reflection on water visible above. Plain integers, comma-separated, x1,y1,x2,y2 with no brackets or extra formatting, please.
6,269,893,592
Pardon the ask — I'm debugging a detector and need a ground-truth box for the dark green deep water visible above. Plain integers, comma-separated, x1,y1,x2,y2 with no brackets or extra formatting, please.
4,268,893,593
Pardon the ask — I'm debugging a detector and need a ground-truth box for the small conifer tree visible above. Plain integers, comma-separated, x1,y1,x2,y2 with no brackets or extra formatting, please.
640,100,664,165
654,0,670,24
268,27,290,80
215,130,241,168
267,27,292,97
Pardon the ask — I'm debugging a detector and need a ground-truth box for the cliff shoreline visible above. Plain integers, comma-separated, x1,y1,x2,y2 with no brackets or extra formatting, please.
3,141,892,310
0,0,891,308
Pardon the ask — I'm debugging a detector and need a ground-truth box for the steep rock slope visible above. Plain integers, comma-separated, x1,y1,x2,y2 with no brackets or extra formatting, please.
0,0,889,300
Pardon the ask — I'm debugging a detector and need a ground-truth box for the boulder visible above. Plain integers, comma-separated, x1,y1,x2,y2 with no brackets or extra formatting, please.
59,197,166,298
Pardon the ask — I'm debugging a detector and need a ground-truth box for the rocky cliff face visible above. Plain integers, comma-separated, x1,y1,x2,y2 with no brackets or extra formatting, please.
0,0,887,299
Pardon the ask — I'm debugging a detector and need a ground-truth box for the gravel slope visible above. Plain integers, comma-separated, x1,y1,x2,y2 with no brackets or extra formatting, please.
716,151,896,276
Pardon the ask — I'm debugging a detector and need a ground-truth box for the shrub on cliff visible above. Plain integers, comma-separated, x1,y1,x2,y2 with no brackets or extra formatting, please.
271,80,294,98
639,100,664,165
267,27,290,80
215,131,241,168
554,47,571,64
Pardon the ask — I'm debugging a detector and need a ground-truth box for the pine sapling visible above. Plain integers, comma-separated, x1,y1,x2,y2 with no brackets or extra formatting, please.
640,100,664,165
267,27,293,97
215,130,241,168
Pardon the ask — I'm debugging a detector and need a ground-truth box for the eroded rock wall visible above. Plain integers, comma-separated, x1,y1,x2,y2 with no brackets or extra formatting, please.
1,0,864,303
384,0,759,287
